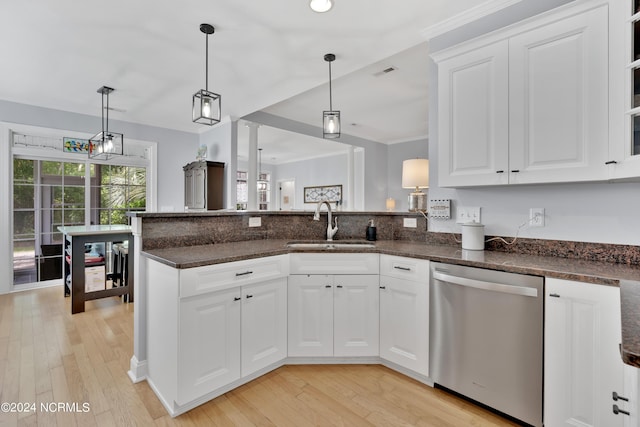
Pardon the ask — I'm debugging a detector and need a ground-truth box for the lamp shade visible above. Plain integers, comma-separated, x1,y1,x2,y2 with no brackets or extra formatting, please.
402,159,429,189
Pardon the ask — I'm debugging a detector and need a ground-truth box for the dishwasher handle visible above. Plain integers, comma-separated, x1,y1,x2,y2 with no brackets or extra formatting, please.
433,270,538,297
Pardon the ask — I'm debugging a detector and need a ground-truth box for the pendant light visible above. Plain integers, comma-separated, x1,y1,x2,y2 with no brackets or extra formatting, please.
323,53,341,139
192,23,221,125
89,86,123,160
310,0,334,13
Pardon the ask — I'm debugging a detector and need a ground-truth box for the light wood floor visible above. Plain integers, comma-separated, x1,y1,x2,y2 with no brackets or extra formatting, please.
0,285,519,426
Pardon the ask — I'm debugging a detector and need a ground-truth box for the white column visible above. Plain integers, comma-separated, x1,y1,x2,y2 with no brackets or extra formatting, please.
346,145,354,211
246,123,260,211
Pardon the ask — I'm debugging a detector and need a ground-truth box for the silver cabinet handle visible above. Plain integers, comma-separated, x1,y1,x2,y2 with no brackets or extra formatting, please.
235,271,253,277
613,404,630,416
433,271,538,297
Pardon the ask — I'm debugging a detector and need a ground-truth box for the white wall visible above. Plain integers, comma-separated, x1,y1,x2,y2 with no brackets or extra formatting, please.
427,0,640,245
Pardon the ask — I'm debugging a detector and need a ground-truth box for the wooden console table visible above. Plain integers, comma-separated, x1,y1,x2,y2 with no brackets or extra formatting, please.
58,225,134,314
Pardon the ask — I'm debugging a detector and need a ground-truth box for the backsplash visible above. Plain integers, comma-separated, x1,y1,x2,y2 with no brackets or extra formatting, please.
131,211,640,265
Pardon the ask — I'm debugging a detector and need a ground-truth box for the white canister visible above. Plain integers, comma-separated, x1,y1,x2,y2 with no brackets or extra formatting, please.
461,222,485,251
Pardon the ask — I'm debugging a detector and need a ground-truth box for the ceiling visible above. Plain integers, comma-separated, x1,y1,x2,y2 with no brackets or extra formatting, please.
1,0,503,146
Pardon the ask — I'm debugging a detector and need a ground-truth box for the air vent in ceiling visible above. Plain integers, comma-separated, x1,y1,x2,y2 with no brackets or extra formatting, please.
373,66,397,77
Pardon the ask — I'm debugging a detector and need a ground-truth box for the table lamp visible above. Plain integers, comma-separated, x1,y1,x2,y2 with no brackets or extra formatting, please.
402,159,429,212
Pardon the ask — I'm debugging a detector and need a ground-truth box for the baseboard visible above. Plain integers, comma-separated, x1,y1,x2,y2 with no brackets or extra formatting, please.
127,355,148,383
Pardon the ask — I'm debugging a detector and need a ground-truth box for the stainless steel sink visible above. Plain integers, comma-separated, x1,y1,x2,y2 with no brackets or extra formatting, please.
286,241,375,249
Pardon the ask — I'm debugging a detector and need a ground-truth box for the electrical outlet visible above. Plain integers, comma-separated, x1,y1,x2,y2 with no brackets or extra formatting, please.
456,206,481,224
249,217,262,227
529,208,545,227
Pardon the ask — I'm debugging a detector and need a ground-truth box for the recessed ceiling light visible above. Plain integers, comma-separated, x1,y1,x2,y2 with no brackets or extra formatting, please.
310,0,333,13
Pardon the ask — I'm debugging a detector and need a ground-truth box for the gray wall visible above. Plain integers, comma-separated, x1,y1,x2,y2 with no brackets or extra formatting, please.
427,0,640,245
273,153,350,210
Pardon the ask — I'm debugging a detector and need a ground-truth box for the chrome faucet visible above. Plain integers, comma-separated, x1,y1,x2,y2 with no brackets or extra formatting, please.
313,200,338,241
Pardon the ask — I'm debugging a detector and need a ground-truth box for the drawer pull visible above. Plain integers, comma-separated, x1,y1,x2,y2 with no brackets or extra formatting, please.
246,294,253,299
605,160,618,165
613,404,630,416
613,391,629,402
393,266,411,271
336,285,343,288
511,169,520,173
235,271,253,277
325,285,332,288
380,286,386,290
549,293,560,298
496,170,504,174
233,297,241,301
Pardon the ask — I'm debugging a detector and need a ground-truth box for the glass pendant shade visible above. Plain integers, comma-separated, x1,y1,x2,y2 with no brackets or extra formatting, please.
89,86,123,160
89,131,123,159
323,110,341,138
193,89,221,125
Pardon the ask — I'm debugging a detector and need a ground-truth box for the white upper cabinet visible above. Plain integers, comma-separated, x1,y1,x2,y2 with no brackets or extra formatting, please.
435,2,609,187
437,40,509,187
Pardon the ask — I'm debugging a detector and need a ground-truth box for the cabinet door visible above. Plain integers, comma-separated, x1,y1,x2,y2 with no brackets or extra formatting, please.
545,278,624,427
437,40,509,187
241,277,287,377
379,275,429,376
509,5,608,184
178,287,241,405
193,166,206,209
288,275,333,357
333,275,379,357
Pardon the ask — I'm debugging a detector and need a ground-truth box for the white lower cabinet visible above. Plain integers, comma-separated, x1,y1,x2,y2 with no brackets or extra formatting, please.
545,278,633,427
241,278,288,376
146,256,288,415
379,255,429,377
288,274,379,357
178,287,241,405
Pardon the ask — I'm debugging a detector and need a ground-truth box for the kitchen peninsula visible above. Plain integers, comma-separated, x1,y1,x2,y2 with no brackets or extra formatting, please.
127,211,640,422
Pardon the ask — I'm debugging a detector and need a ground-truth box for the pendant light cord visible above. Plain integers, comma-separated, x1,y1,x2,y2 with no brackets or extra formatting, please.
205,33,209,91
328,60,333,111
105,90,109,135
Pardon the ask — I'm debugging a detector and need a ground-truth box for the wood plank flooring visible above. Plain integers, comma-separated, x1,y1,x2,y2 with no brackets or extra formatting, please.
0,286,519,426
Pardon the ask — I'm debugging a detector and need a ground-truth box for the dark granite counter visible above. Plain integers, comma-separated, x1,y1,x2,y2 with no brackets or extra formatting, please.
141,238,640,370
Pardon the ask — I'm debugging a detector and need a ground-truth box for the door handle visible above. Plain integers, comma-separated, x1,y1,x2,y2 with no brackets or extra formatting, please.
613,404,630,416
433,271,538,297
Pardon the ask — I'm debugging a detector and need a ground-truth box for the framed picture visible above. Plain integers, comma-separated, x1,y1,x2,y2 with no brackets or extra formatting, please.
63,137,90,153
304,185,342,203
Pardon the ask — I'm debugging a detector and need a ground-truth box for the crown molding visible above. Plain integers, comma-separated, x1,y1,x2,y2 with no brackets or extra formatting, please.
419,0,523,40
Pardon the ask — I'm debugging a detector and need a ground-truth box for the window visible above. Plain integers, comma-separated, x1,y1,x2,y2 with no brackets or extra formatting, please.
630,1,640,155
11,132,149,287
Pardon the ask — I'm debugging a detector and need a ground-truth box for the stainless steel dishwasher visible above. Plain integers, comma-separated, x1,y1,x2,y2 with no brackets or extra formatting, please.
430,262,543,427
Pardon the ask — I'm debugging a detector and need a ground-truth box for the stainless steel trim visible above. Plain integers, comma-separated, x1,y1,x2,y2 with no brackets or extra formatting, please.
433,270,538,297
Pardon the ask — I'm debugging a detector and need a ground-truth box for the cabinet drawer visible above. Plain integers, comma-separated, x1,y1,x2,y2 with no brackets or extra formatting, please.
289,253,379,275
380,255,429,282
180,255,289,298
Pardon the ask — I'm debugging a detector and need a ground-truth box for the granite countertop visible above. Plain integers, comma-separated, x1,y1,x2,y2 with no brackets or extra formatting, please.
140,238,640,368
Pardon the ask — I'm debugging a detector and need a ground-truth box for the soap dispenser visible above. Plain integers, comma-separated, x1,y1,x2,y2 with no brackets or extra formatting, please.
366,219,377,241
